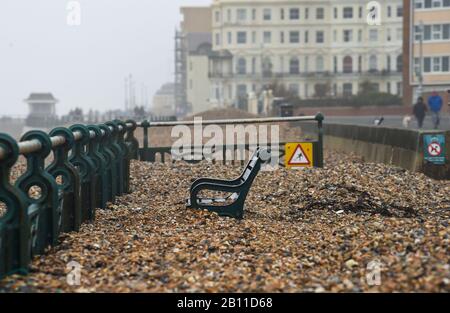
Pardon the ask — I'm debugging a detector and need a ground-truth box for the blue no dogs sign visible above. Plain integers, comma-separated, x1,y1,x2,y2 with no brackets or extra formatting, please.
424,134,446,165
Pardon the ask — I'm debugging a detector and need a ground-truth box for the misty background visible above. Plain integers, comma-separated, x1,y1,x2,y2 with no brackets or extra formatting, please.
0,0,210,116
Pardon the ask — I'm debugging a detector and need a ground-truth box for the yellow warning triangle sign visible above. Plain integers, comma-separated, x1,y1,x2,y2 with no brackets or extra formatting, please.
288,144,311,166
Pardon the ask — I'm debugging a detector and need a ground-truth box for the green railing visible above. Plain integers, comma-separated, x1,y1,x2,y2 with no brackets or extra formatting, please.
138,113,324,168
0,114,324,280
0,120,139,279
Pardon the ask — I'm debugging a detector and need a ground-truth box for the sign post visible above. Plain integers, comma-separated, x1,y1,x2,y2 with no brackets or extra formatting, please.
285,143,314,168
424,134,446,165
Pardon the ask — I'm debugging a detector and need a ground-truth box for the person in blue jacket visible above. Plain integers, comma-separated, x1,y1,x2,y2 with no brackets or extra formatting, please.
428,91,443,129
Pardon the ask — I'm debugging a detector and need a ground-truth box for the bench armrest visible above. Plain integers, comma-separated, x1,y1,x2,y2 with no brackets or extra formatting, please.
190,182,244,208
190,177,241,192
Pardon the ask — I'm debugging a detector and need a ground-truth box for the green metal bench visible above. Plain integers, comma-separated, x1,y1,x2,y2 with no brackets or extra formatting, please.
187,147,270,219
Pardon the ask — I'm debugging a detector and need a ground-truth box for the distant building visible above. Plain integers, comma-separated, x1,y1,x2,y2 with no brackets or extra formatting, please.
187,42,217,114
152,83,176,116
24,93,59,128
175,7,212,117
403,0,450,108
209,0,404,109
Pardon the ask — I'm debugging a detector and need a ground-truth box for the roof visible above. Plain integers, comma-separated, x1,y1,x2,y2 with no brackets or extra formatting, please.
24,93,58,103
209,49,233,59
186,32,212,53
155,83,175,96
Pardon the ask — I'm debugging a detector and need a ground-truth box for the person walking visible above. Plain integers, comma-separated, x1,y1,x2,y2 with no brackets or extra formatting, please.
413,97,427,129
428,91,443,129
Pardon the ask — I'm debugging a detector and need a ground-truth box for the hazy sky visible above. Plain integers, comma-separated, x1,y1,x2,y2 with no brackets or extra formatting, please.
0,0,210,116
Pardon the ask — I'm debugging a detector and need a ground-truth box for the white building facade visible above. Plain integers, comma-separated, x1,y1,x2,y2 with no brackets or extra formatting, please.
209,0,404,108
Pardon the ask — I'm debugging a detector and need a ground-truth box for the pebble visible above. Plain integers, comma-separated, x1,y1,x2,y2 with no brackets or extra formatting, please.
0,151,449,293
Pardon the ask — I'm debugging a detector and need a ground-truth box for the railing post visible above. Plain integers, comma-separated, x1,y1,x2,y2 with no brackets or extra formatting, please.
46,127,82,232
315,113,325,168
115,120,131,194
15,131,61,255
69,125,96,222
98,124,117,203
125,119,139,160
105,121,124,196
87,125,108,209
0,134,30,278
141,120,150,161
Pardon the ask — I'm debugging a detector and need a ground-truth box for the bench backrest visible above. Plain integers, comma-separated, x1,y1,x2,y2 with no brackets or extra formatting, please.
241,148,268,182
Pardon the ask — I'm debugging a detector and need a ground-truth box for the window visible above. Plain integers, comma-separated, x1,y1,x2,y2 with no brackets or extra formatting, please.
369,29,378,41
290,8,300,20
252,31,257,43
343,7,353,18
433,24,442,40
237,58,247,75
305,30,309,43
316,31,324,43
215,11,220,23
397,55,403,72
289,58,300,74
387,6,392,17
387,82,391,94
227,32,232,44
433,0,443,7
290,31,300,43
415,26,422,41
358,29,363,42
443,56,450,71
387,55,391,71
333,56,338,73
237,31,247,44
433,57,441,71
252,9,257,20
343,56,353,73
358,56,362,72
314,83,327,97
316,8,324,19
343,83,353,97
369,55,378,71
344,30,353,42
444,24,450,39
263,31,272,43
262,57,272,77
424,57,431,72
305,56,309,73
263,8,271,20
424,25,432,40
316,56,324,72
387,28,392,41
334,7,338,19
359,6,363,18
333,30,337,42
397,5,403,17
215,33,221,46
281,8,285,20
237,9,247,22
252,57,256,74
280,31,285,43
305,8,309,19
227,9,231,22
289,84,299,96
